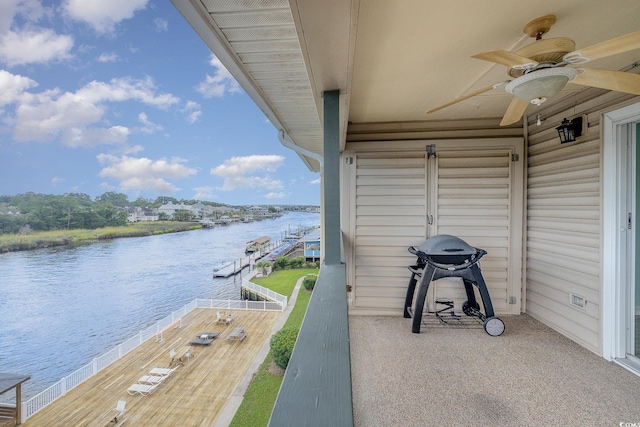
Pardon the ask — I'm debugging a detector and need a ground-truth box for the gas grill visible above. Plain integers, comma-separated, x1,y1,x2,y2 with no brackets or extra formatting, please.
403,234,505,336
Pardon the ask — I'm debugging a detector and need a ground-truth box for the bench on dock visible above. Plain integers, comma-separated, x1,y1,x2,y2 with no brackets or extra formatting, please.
155,318,182,342
227,327,247,341
0,404,16,427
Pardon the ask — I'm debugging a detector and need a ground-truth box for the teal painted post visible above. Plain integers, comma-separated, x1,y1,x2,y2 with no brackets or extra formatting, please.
324,90,341,265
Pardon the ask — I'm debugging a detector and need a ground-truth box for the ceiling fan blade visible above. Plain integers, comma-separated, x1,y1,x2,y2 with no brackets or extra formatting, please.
472,50,538,68
572,67,640,95
566,30,640,63
500,97,529,126
425,82,509,115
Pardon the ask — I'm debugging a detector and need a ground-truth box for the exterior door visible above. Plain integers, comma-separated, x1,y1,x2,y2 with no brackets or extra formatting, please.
635,123,640,359
349,151,428,312
629,123,639,360
429,148,522,314
603,105,640,373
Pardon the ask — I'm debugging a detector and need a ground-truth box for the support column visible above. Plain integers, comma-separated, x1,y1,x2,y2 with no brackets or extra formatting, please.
323,90,341,265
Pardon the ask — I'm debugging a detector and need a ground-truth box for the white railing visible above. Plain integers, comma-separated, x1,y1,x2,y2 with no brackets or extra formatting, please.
195,298,285,311
241,279,288,308
21,298,281,423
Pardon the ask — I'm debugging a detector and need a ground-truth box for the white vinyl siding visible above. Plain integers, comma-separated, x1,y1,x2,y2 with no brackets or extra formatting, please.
431,150,514,313
527,117,602,353
351,153,428,311
345,137,523,316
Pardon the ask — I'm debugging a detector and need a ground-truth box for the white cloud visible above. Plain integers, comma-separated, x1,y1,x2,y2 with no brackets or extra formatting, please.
265,192,286,199
97,154,197,194
182,100,201,124
0,69,38,106
186,110,201,124
193,186,215,200
97,52,119,63
0,0,53,33
63,0,149,34
77,77,179,109
211,154,284,191
0,29,73,66
62,125,129,147
310,178,321,185
10,75,179,145
51,176,65,186
154,18,168,32
137,112,163,134
0,1,69,67
196,54,241,98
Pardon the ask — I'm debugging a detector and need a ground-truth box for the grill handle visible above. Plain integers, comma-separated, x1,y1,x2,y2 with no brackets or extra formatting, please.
408,246,487,271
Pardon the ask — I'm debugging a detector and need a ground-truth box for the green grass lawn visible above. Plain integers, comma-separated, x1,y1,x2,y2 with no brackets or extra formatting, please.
229,268,317,427
0,221,201,252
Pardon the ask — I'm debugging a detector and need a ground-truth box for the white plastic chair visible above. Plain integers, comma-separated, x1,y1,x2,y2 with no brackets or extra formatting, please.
184,347,194,361
169,348,178,365
114,400,126,420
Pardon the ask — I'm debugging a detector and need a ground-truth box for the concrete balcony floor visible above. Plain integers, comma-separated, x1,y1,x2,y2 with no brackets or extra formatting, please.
350,314,640,427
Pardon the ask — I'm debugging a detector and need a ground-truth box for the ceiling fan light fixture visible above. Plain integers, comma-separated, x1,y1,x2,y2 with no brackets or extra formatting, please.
505,68,578,102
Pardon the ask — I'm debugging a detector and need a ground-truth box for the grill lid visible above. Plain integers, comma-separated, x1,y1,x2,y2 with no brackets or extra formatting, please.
417,234,476,256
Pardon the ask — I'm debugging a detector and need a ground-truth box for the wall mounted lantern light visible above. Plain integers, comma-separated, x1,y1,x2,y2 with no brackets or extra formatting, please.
556,116,584,143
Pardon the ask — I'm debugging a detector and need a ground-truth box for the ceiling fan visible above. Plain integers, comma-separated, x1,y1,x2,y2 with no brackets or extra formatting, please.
425,15,640,126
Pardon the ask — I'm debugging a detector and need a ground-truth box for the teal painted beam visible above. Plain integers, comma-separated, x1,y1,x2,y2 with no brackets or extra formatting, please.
323,90,341,265
268,263,353,427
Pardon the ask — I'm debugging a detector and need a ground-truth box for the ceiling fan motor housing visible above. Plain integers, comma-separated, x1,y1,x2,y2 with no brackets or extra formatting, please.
508,37,576,77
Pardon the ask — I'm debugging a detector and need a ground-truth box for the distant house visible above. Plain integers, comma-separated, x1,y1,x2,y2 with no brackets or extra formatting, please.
249,205,268,217
140,208,159,222
126,207,159,222
190,202,207,218
301,229,321,261
157,202,181,219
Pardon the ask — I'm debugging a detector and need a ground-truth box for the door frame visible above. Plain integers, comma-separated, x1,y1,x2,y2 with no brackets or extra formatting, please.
602,101,640,373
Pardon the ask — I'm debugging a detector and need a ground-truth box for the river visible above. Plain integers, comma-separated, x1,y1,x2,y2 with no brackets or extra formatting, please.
0,211,319,402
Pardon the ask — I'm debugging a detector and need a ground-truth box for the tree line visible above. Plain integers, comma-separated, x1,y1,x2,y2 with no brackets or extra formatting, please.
0,192,225,234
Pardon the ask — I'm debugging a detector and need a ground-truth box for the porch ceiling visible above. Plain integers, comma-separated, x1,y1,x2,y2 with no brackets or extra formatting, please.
172,0,640,172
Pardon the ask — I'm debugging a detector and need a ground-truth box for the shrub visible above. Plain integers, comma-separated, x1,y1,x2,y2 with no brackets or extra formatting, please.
273,256,290,270
289,256,305,268
270,326,299,369
302,275,317,291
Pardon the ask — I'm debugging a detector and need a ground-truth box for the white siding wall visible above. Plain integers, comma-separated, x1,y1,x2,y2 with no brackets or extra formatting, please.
432,149,514,313
351,152,428,311
344,135,523,316
526,91,639,355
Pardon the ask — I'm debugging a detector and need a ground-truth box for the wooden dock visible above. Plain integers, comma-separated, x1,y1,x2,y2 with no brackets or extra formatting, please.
22,308,280,427
212,257,252,278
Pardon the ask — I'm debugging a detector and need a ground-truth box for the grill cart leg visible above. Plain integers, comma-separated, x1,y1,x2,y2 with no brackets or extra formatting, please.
404,265,422,318
411,265,435,333
470,263,505,336
461,278,479,313
470,264,495,318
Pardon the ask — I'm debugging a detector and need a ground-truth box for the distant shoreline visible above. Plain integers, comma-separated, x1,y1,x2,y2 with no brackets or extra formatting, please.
0,221,202,253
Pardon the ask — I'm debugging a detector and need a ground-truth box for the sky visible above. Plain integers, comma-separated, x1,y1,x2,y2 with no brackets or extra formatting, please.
0,0,321,205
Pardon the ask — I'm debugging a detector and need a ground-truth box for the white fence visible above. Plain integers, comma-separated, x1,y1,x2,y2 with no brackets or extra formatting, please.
21,297,285,422
241,279,288,308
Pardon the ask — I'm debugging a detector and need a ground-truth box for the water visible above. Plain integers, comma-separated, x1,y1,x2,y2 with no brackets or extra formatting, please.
0,212,319,402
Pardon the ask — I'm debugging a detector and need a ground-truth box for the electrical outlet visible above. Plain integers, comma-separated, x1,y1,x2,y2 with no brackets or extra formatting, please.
569,293,586,309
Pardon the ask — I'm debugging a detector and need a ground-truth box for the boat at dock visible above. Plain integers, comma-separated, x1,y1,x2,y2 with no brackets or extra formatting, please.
199,219,216,228
245,236,271,254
